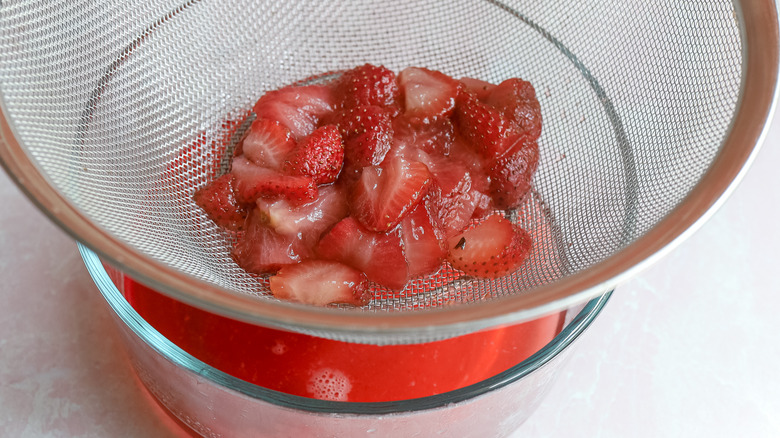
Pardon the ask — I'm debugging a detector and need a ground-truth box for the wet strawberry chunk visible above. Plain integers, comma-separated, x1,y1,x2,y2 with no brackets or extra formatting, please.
401,200,448,278
283,125,344,185
231,156,317,206
485,78,542,141
269,260,371,306
454,90,516,159
349,156,433,232
232,210,312,274
336,64,400,115
193,173,247,231
446,214,532,278
398,67,461,125
254,84,336,140
241,118,295,169
488,136,540,210
336,105,393,168
317,217,409,290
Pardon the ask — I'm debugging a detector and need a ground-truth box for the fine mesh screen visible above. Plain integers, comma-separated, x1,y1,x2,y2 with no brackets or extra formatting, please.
0,1,742,311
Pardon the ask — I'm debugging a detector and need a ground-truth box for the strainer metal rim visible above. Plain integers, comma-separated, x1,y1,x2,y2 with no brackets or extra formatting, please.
0,0,778,342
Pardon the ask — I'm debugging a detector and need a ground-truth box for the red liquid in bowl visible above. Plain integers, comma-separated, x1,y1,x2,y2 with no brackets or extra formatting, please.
122,276,564,402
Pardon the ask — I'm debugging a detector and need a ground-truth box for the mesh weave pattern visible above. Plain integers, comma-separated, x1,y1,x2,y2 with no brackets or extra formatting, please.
0,0,742,312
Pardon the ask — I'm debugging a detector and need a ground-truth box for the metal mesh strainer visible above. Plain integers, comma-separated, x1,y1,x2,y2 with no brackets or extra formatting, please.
0,0,777,344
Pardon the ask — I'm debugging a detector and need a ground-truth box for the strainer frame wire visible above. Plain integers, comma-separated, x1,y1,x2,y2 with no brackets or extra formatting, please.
0,1,778,343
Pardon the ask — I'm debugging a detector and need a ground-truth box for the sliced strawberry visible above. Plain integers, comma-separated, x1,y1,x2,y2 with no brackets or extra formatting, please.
393,117,455,157
255,184,348,246
447,132,490,189
192,173,247,231
454,90,515,159
446,214,532,278
269,260,371,307
283,125,344,184
401,200,447,278
397,67,461,125
241,118,295,169
232,210,311,274
485,78,542,141
337,64,400,114
487,136,539,210
459,77,496,101
317,217,409,290
231,156,317,206
350,156,433,232
336,105,393,167
253,84,337,140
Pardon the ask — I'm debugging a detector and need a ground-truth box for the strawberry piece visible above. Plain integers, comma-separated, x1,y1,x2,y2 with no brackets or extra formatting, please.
317,217,409,290
447,133,490,189
336,105,393,167
350,156,433,232
232,210,311,274
416,149,476,236
446,214,532,278
401,200,447,278
337,64,400,114
241,118,295,169
253,84,337,140
255,184,348,247
393,117,455,157
459,77,496,101
398,67,461,125
269,260,371,307
488,136,539,210
231,156,317,206
485,78,542,141
471,189,495,219
283,125,344,185
192,173,248,231
454,90,515,159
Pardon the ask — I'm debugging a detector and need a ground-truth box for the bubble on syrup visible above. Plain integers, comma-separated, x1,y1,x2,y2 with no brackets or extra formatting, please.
306,368,352,401
270,340,287,355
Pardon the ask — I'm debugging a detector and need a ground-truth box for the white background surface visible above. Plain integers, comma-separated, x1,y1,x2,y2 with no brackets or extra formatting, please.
1,105,779,436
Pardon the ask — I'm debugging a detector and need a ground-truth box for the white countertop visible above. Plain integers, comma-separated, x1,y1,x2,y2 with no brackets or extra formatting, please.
1,110,778,437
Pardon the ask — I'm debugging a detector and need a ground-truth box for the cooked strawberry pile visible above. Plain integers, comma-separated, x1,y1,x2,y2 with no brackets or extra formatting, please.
193,64,542,306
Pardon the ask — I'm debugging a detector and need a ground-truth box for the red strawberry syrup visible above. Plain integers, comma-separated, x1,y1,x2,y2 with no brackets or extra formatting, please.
122,277,564,402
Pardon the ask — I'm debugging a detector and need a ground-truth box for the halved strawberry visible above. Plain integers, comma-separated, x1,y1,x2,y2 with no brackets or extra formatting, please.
484,78,542,141
269,260,371,307
232,210,311,274
446,214,532,278
397,67,461,125
454,90,515,159
253,84,337,140
349,156,433,232
231,156,317,206
336,64,400,114
317,217,409,290
283,125,344,185
487,136,539,210
192,173,247,231
241,118,295,169
400,200,447,278
336,105,393,168
255,184,348,247
459,77,496,101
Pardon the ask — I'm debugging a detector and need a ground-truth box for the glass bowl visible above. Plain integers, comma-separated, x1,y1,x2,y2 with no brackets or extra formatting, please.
80,243,611,437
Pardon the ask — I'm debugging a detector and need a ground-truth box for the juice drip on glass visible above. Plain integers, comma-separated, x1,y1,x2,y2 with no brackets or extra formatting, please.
123,276,564,402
